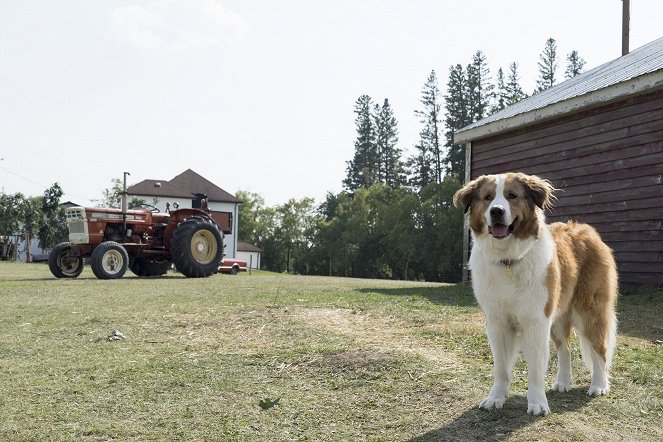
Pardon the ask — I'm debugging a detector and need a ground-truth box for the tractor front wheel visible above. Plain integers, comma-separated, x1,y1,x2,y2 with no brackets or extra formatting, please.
90,241,129,279
170,216,224,278
48,242,84,278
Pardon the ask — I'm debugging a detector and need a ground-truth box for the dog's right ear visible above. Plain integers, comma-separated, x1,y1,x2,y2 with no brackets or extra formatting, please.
453,177,485,214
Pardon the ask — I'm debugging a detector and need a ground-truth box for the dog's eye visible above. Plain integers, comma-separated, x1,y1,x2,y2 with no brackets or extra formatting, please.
508,192,518,200
484,194,494,201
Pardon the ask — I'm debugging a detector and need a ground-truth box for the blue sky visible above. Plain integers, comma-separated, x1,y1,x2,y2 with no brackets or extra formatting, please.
1,0,662,206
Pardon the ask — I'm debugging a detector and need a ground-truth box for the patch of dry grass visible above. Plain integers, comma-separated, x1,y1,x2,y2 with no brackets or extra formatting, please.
0,262,661,441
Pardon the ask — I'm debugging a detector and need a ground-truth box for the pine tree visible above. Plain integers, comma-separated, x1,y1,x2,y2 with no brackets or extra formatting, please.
443,64,471,178
344,95,377,191
373,99,405,187
492,67,507,113
505,62,527,105
414,71,443,185
407,143,435,190
565,50,586,78
536,38,558,92
466,50,494,121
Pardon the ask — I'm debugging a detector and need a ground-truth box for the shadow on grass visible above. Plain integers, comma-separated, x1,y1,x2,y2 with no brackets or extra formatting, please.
409,388,593,442
366,285,662,342
359,284,477,308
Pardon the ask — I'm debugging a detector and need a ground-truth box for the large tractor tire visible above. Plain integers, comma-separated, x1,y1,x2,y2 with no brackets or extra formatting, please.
170,216,224,278
90,241,129,279
129,257,171,277
48,242,84,278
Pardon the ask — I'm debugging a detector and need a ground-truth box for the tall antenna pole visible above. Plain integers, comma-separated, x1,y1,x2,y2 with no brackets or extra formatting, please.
122,171,130,235
622,0,630,56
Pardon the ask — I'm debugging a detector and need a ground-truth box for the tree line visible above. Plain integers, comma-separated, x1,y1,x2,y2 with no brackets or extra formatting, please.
1,38,583,279
0,184,68,260
237,38,584,282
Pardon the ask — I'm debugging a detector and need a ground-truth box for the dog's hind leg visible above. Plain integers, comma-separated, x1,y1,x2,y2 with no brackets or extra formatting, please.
574,305,617,397
551,312,573,392
584,310,617,396
480,316,519,411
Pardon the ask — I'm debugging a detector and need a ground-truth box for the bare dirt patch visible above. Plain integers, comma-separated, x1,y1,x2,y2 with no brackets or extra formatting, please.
294,307,471,368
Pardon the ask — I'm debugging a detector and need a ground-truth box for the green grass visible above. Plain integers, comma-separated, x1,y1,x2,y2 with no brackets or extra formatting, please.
0,262,661,441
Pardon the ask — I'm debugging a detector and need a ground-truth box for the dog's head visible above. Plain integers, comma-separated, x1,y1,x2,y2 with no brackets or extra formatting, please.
453,172,556,240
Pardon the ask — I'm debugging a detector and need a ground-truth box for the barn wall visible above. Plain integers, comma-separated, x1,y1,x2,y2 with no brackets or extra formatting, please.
471,88,663,286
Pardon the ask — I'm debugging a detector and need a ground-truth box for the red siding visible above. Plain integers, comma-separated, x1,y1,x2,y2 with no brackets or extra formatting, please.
210,211,233,234
471,89,663,286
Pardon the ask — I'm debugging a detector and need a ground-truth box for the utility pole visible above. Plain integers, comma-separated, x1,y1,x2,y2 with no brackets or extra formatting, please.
122,171,130,236
622,0,630,56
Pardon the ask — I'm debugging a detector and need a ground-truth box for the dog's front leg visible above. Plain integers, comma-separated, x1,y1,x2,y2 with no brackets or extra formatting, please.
522,319,552,416
480,317,518,410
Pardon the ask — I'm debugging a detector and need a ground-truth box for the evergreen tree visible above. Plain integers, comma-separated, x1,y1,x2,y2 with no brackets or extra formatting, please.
492,67,507,113
505,62,527,105
414,70,443,185
373,99,405,187
536,38,558,92
407,143,435,190
344,95,377,191
565,50,586,78
443,64,471,178
466,50,494,121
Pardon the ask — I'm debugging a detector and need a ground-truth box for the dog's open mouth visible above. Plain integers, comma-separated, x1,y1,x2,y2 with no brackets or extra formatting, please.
489,219,517,239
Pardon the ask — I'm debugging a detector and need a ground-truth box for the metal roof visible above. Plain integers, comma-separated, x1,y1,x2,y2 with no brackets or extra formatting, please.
455,36,663,143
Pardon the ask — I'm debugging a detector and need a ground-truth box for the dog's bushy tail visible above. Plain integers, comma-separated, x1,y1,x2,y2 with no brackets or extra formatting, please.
578,312,618,374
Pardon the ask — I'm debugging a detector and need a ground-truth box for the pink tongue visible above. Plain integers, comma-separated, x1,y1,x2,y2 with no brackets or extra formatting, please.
490,224,508,238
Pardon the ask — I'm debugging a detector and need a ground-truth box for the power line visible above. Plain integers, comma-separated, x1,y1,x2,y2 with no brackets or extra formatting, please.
0,163,96,202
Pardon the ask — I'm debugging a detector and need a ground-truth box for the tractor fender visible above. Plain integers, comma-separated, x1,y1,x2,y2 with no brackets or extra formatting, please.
163,208,217,250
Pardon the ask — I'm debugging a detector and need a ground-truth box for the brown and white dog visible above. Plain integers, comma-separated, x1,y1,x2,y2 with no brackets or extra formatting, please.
453,172,618,416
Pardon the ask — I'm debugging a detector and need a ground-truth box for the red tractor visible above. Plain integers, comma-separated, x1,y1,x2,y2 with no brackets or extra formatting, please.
48,200,224,280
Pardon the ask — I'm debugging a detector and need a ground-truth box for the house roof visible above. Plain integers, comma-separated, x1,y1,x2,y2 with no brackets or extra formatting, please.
168,169,241,203
127,179,193,199
237,241,263,253
455,36,663,144
127,169,241,203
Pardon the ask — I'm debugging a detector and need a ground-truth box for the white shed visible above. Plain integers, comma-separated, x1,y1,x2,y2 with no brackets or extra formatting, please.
237,241,262,270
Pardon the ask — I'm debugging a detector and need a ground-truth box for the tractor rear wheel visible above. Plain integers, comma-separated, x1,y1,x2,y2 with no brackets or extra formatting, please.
170,216,224,278
48,242,84,278
90,241,129,279
129,257,171,277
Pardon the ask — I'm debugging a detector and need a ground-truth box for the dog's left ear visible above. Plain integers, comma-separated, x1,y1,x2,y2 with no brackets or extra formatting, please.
517,174,557,210
453,176,485,213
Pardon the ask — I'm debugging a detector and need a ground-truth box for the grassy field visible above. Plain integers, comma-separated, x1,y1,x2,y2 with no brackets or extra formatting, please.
0,262,661,441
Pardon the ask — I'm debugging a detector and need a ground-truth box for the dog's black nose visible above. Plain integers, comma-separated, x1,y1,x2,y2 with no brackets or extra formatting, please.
490,206,505,218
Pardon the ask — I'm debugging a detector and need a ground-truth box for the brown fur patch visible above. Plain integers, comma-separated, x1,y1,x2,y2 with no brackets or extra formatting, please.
453,175,496,235
503,174,542,239
546,221,618,362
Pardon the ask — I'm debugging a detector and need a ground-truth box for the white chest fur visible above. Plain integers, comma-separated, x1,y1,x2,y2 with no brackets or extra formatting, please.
469,227,556,322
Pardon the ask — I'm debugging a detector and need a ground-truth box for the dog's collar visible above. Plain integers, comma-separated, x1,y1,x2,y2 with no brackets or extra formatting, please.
500,259,520,267
499,258,523,278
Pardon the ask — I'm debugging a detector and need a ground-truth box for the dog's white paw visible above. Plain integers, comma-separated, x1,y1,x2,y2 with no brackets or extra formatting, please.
551,380,571,393
527,401,550,417
587,384,610,396
479,395,507,410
